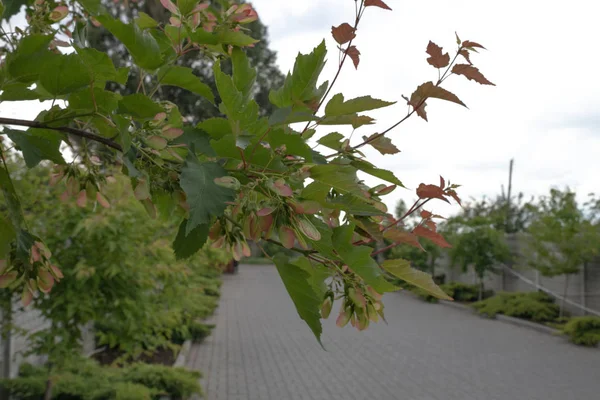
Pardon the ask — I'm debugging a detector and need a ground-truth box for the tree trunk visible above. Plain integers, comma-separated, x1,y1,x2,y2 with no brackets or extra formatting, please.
560,274,569,318
1,299,12,400
43,378,53,400
478,278,484,301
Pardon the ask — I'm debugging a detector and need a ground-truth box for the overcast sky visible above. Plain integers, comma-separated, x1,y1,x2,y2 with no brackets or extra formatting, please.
2,0,599,218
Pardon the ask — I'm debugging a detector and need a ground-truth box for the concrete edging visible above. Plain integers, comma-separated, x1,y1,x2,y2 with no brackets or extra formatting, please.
173,339,192,368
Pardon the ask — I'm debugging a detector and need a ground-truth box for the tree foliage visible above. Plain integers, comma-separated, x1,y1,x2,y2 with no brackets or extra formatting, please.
0,0,496,342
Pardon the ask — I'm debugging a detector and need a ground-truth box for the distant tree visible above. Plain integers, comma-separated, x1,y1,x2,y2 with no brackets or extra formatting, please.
456,192,534,234
525,188,600,317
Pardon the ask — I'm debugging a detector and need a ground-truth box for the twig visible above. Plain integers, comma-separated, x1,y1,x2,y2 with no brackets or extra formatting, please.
0,117,123,151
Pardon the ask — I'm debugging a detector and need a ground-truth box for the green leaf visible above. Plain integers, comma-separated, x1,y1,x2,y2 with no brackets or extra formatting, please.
136,12,158,29
269,41,327,107
231,47,256,102
382,259,452,300
332,225,398,293
187,28,219,45
7,35,55,83
196,118,231,140
273,254,324,346
2,0,28,21
180,153,235,235
173,219,209,260
39,53,91,95
351,160,404,187
73,21,88,48
309,165,366,198
173,127,215,156
76,47,120,83
218,30,259,47
324,195,385,216
325,94,395,117
117,94,163,119
213,60,258,130
362,133,400,155
317,132,344,150
0,214,16,259
319,114,375,129
78,0,107,16
177,0,197,15
0,148,24,230
0,82,45,101
96,15,164,70
301,181,330,202
158,66,215,104
69,88,121,114
268,129,312,161
6,128,66,168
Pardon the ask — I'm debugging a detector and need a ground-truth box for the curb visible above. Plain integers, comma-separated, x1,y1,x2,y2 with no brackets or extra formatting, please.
173,339,192,368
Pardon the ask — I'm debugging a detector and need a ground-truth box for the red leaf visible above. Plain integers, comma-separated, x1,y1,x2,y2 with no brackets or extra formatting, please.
413,225,451,248
410,81,466,109
415,101,428,121
462,40,486,50
459,49,472,65
331,23,356,45
440,176,446,189
447,189,462,206
426,41,450,69
451,64,495,85
364,0,392,10
383,229,424,251
416,183,450,203
346,46,361,69
420,210,433,219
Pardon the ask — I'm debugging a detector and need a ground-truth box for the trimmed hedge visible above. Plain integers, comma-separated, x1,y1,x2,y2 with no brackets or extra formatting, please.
472,291,559,323
561,316,600,347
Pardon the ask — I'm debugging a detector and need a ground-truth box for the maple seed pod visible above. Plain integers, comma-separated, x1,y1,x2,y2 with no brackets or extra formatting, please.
134,180,150,201
29,279,38,293
209,221,222,241
38,270,54,294
66,176,79,196
336,306,352,328
76,190,87,208
257,206,275,217
142,199,157,219
278,226,296,249
0,272,18,289
232,241,244,261
260,214,275,239
50,265,64,280
367,303,379,323
214,176,241,190
146,136,168,150
22,285,33,307
241,241,252,257
211,236,225,249
49,5,69,22
296,218,321,241
321,297,332,319
96,192,110,209
161,126,184,140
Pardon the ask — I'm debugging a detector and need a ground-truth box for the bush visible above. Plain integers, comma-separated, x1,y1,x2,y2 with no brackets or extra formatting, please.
441,282,493,302
561,316,600,347
472,291,559,323
0,359,202,400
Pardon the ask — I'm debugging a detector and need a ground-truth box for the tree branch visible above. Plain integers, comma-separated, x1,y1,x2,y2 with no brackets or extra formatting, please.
0,117,123,152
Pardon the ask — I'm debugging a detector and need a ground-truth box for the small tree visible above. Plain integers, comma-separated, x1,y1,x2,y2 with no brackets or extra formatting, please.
525,188,600,317
446,207,511,300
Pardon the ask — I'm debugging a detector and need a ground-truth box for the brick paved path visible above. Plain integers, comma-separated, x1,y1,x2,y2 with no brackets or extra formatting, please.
187,264,600,400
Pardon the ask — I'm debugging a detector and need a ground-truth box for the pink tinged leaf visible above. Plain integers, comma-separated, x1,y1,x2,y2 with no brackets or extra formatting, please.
451,64,495,86
462,40,486,49
96,192,110,208
160,0,179,14
0,272,18,288
242,241,252,257
273,179,293,197
296,218,321,241
421,210,433,219
416,183,450,203
426,41,450,68
278,226,296,249
134,180,150,201
413,225,452,248
76,190,87,208
22,286,33,307
147,136,168,150
38,270,54,294
257,207,275,217
364,0,392,10
50,265,64,280
192,3,210,13
346,46,360,69
169,17,181,27
440,176,446,189
49,5,68,22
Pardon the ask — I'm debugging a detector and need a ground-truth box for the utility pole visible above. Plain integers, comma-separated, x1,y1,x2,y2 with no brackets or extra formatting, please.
506,159,514,232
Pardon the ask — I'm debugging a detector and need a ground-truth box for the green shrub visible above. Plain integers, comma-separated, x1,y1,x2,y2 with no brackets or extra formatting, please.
472,291,559,323
441,282,492,302
123,364,201,399
0,359,202,400
561,316,600,347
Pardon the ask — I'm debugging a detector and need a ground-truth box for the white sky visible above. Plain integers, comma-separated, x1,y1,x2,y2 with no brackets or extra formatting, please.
2,0,599,218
